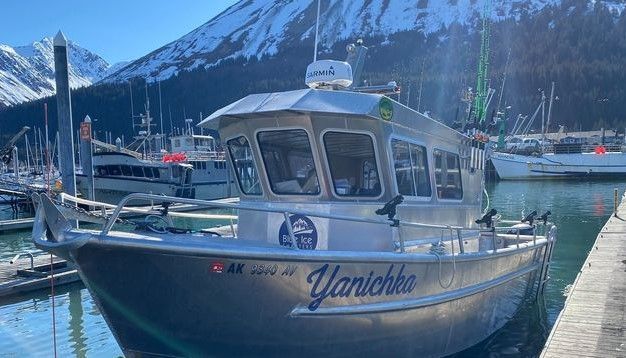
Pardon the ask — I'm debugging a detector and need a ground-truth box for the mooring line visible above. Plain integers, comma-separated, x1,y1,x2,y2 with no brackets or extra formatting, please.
50,253,57,358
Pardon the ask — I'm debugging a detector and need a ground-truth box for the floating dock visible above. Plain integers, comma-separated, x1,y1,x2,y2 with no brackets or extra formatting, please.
541,191,626,357
0,217,35,232
0,253,79,299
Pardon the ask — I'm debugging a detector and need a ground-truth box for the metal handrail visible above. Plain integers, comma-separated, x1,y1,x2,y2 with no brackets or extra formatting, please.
100,193,553,253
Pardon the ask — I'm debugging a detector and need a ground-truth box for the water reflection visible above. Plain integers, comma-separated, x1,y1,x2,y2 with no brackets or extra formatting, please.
69,289,87,357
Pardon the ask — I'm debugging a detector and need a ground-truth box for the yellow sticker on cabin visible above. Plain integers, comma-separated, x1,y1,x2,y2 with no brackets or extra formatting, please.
379,97,393,121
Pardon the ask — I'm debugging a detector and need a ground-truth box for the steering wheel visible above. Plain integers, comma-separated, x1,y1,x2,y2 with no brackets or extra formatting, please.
143,215,170,234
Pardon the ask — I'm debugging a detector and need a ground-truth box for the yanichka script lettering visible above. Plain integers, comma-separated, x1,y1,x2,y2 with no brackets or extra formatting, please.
306,264,417,311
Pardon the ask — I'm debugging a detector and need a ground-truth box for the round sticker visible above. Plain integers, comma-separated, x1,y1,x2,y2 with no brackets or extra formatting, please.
279,214,318,250
379,97,394,121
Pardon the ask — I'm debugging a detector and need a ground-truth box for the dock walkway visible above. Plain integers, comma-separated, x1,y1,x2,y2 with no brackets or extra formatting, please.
541,192,626,357
0,253,79,299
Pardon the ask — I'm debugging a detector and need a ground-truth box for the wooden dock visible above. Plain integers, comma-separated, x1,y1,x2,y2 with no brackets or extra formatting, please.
541,192,626,357
0,253,79,299
0,217,35,232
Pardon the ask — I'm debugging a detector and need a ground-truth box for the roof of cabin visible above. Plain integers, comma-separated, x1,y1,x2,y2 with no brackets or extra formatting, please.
198,88,382,129
199,88,467,144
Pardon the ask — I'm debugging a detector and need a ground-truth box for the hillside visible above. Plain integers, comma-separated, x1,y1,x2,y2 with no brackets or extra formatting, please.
1,0,625,140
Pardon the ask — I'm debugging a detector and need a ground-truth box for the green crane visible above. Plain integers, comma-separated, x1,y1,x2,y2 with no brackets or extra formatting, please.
473,0,491,125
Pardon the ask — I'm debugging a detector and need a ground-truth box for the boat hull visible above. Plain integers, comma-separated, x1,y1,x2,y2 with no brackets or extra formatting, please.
490,151,626,180
69,236,546,357
76,174,195,204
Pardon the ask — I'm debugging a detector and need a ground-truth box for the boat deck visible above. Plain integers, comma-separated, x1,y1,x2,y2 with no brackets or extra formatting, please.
0,253,79,299
541,192,626,357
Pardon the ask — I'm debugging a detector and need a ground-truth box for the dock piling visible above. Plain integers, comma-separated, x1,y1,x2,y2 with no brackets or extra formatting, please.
53,31,77,199
79,116,94,200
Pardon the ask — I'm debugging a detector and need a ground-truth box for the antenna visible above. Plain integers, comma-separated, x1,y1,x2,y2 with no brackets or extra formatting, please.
417,58,426,112
129,80,134,123
158,81,164,135
313,0,321,61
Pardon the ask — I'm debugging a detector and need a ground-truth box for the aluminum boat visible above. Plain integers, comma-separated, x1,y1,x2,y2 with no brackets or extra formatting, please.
33,59,557,357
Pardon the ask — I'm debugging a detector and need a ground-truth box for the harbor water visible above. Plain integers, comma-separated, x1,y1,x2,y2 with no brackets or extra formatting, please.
0,180,621,357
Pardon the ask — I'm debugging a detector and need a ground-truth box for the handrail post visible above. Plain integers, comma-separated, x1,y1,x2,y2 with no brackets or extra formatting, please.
491,227,497,252
532,225,537,245
283,212,299,250
516,229,520,248
456,228,464,254
396,222,405,253
614,188,618,217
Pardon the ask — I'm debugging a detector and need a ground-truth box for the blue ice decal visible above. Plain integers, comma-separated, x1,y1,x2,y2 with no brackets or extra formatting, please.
306,264,417,311
279,214,318,250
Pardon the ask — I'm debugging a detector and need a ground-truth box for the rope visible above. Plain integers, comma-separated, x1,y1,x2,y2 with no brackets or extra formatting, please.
433,226,457,289
49,254,57,358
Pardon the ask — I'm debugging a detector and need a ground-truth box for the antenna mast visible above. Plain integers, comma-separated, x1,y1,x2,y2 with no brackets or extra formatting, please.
313,0,321,61
473,0,491,124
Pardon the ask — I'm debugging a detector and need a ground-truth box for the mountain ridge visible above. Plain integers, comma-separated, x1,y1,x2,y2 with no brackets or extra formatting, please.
102,0,570,83
0,37,111,107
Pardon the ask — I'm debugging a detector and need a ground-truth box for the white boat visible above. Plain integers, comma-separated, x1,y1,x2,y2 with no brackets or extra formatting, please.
33,51,557,357
491,143,626,179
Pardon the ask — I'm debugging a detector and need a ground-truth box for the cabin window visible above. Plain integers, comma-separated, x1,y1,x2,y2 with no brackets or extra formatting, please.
391,139,431,197
95,166,108,176
145,167,155,178
132,166,144,177
433,149,463,200
324,131,381,197
120,165,132,177
227,136,262,195
257,129,319,195
106,165,121,176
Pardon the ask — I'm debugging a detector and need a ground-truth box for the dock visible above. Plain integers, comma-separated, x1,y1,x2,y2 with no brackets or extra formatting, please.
0,253,79,299
541,191,626,357
0,217,35,232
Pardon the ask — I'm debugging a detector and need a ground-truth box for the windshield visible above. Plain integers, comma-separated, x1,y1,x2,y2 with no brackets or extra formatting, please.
227,136,262,195
257,129,320,195
323,131,381,197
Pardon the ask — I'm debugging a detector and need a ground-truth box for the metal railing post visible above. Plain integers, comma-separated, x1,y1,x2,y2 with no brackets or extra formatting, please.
456,229,464,254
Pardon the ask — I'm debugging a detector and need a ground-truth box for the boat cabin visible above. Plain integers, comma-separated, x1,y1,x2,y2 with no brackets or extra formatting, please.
200,89,484,250
170,134,216,152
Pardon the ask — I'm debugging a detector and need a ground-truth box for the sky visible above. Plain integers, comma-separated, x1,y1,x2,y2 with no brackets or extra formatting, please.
0,0,238,64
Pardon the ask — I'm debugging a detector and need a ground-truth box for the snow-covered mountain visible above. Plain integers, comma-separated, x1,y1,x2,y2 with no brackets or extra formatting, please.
103,0,571,83
0,37,111,107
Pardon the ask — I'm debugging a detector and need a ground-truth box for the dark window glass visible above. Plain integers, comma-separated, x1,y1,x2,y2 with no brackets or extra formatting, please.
391,140,414,196
433,149,463,200
121,165,132,176
95,166,108,176
145,167,155,178
411,144,431,197
153,167,161,179
132,166,144,177
257,130,319,195
324,132,381,197
227,136,262,195
106,165,121,176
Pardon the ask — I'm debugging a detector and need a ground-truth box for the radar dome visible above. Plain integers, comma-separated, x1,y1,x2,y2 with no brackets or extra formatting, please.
305,60,353,89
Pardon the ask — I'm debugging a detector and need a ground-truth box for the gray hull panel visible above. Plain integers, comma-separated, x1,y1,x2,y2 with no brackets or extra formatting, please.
73,242,543,357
